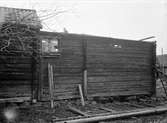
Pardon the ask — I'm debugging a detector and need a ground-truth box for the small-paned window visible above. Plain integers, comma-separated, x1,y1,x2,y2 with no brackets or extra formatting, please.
42,38,59,54
42,39,49,53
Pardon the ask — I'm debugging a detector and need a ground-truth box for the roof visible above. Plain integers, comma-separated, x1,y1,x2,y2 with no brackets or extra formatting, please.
39,31,155,44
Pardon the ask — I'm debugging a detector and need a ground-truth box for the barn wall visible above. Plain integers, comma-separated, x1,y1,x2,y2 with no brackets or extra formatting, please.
40,33,84,100
40,32,156,100
0,54,33,98
0,35,40,99
85,36,155,97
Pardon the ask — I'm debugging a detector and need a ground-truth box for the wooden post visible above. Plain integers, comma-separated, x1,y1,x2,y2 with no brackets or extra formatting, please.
82,39,88,99
48,63,54,108
83,70,87,98
50,64,54,108
152,41,156,96
31,55,35,101
38,56,43,100
78,84,85,106
38,38,43,101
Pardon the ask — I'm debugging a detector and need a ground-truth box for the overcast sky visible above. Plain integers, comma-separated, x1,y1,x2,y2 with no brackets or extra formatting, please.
0,0,167,54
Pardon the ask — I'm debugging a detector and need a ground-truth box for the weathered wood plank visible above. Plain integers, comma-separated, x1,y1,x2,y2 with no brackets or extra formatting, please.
68,106,88,116
78,84,85,106
99,106,117,113
0,97,31,103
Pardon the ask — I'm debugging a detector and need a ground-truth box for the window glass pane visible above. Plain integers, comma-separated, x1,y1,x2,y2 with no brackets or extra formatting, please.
42,39,49,52
42,39,59,53
49,39,59,52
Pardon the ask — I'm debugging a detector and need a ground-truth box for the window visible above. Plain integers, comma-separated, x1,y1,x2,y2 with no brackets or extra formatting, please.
114,44,122,48
42,38,59,54
42,39,49,53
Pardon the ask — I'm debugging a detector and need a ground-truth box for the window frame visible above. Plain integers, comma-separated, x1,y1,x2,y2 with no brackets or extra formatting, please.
41,37,61,56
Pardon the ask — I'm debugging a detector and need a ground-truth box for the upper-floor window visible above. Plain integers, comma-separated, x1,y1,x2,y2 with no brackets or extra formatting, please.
42,38,59,54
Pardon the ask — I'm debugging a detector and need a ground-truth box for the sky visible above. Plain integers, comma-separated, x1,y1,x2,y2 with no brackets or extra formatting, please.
0,0,167,55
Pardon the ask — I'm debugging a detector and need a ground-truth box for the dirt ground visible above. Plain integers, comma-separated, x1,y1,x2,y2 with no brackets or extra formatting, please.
101,80,167,123
1,80,167,123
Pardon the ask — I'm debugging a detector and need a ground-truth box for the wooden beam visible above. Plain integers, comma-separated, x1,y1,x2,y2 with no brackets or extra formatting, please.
68,106,89,116
141,102,156,107
139,98,156,107
99,106,117,113
31,56,35,100
48,63,54,108
139,36,155,41
51,64,54,107
38,40,43,101
78,84,85,106
82,39,88,99
83,70,87,98
152,41,156,96
124,102,145,108
0,97,31,103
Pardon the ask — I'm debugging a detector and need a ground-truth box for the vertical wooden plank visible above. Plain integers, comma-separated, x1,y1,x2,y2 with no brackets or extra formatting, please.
82,39,88,99
31,55,35,101
38,55,42,100
31,37,40,101
50,64,54,107
48,63,54,108
38,39,42,101
83,70,88,98
78,84,85,106
151,41,156,96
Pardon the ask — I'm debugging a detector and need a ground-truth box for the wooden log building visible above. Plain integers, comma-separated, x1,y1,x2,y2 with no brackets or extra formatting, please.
39,31,156,101
0,6,156,102
0,29,156,101
0,7,41,101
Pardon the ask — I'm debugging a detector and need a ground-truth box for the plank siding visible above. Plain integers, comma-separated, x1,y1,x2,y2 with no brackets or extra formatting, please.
85,36,155,97
0,55,33,98
0,33,40,99
39,32,156,100
40,33,83,100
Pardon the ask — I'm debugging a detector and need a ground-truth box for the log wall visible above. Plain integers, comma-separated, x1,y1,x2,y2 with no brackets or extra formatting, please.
40,33,84,100
0,28,40,99
85,36,155,97
40,32,156,100
0,54,33,98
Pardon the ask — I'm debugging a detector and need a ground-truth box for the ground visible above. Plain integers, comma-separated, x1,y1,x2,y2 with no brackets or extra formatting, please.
1,80,167,123
100,113,167,123
101,80,167,123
